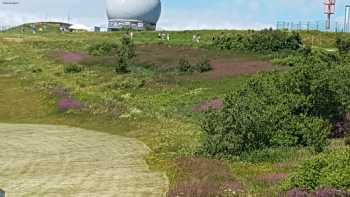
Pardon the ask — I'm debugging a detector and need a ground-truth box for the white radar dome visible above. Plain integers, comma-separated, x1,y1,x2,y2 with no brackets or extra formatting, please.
106,0,161,30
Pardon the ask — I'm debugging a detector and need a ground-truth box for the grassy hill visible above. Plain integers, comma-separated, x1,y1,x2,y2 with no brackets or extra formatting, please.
0,29,348,196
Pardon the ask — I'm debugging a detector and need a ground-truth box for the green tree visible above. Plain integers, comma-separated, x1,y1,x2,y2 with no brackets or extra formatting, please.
115,34,136,73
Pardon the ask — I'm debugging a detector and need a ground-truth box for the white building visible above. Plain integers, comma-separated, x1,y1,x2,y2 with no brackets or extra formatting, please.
68,24,91,32
106,0,161,31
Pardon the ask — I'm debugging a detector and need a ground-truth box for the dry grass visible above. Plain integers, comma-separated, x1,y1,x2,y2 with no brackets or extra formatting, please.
0,123,169,197
167,157,245,197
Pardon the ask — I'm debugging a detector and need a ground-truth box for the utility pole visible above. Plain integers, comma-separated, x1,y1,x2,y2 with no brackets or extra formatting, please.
67,11,72,24
324,0,336,30
344,5,350,32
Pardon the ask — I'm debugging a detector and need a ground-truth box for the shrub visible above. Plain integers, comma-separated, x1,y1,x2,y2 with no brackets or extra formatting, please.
177,58,212,73
201,60,350,158
283,148,350,191
280,188,349,197
177,58,193,73
200,83,330,158
336,36,350,54
195,58,212,73
64,64,83,74
272,48,341,67
115,35,135,73
88,42,118,56
212,29,303,53
282,63,350,123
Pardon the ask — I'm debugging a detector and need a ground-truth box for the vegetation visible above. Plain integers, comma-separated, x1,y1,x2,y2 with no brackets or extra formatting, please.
201,58,350,158
336,36,350,54
63,63,83,74
0,28,349,196
283,148,350,191
195,58,212,73
212,29,302,53
345,135,350,146
116,34,136,73
177,57,212,73
271,47,341,67
87,41,119,56
177,58,192,73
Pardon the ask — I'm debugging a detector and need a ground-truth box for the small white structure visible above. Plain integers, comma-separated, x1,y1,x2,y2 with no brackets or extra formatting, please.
68,24,90,32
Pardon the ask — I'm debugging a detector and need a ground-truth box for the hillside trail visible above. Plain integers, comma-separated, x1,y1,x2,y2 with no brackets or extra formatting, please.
0,123,169,197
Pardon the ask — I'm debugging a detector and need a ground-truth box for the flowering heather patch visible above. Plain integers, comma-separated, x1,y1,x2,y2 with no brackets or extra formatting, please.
167,157,245,197
56,51,89,64
221,180,245,194
332,113,350,138
313,188,349,197
192,99,224,113
167,181,219,197
279,188,350,197
58,98,82,112
279,188,309,197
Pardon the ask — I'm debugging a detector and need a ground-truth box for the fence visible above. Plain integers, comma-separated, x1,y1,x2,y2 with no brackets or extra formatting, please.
276,21,346,32
0,25,13,32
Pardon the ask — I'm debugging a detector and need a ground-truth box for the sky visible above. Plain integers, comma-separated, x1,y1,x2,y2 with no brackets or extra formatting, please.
0,0,349,30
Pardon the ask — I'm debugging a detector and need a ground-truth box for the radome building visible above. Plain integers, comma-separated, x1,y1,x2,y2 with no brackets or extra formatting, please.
106,0,161,31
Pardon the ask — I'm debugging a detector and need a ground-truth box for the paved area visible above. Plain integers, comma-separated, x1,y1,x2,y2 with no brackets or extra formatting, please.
0,123,168,197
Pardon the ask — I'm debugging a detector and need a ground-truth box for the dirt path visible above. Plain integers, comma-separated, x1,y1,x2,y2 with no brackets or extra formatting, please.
0,123,168,197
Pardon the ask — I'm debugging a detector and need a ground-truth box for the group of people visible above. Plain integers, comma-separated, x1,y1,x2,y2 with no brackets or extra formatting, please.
158,32,171,41
59,25,68,33
21,23,46,34
157,32,202,43
192,34,201,43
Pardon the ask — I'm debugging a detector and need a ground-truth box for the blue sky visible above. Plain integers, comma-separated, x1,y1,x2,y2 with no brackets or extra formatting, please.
0,0,349,30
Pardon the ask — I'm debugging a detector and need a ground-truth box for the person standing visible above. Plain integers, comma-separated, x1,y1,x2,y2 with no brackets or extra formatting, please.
31,24,36,34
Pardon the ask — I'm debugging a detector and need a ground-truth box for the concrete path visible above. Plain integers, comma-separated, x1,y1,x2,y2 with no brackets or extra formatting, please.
0,123,168,197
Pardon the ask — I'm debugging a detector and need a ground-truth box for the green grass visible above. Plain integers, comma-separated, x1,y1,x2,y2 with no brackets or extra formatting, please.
0,30,348,196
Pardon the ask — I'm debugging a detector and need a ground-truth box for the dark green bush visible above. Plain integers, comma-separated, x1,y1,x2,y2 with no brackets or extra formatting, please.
281,63,350,122
177,58,193,73
212,29,302,53
177,58,212,73
200,76,330,157
272,48,341,67
64,64,83,74
115,35,135,73
336,36,350,54
283,148,350,191
201,61,350,158
195,58,212,73
88,42,119,56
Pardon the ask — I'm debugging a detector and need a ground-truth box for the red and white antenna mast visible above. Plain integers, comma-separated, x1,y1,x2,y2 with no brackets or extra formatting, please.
324,0,336,30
